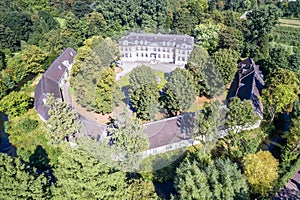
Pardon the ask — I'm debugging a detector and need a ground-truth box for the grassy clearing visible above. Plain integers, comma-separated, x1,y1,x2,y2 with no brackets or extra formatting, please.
278,18,300,28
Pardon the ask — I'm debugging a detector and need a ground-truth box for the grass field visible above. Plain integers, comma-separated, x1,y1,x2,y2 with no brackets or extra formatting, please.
278,18,300,28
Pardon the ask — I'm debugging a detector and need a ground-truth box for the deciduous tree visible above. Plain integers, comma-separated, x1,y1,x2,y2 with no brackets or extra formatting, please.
45,95,81,144
243,150,279,195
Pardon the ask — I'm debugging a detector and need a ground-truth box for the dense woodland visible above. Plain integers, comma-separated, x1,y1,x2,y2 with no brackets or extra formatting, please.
0,0,300,199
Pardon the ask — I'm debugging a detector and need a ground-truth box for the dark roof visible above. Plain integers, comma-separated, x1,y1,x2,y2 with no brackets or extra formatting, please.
34,47,77,121
226,58,265,118
119,32,194,48
144,113,196,149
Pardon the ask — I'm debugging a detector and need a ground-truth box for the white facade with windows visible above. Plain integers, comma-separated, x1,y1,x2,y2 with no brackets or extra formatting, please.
119,33,194,65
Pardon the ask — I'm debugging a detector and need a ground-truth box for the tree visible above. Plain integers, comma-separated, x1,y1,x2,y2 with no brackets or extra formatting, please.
185,45,210,96
162,68,196,115
45,95,81,144
218,25,244,53
0,11,33,41
82,12,107,38
0,24,20,51
226,97,257,129
212,48,240,85
72,1,92,18
128,65,157,93
0,91,33,117
283,116,300,157
130,83,160,120
197,101,225,150
243,5,281,57
21,45,48,74
243,150,279,195
0,153,48,199
99,105,150,171
172,8,199,35
174,157,248,200
193,23,220,52
262,69,299,122
95,68,119,114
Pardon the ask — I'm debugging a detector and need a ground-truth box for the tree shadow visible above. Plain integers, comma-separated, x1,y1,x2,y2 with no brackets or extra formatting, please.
29,145,50,170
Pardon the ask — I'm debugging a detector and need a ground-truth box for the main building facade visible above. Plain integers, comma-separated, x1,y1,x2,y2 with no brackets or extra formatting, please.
119,33,194,65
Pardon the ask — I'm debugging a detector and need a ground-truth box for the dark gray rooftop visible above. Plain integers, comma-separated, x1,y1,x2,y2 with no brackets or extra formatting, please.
34,47,77,121
119,32,194,48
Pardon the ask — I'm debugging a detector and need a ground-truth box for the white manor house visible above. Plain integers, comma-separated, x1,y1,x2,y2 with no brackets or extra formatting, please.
119,32,194,65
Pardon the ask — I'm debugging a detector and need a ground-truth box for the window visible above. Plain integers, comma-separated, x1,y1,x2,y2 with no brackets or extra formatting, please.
141,53,144,57
136,53,138,57
125,53,128,57
158,54,161,58
162,48,165,52
130,54,132,58
163,54,165,58
182,57,185,61
177,57,180,61
154,48,156,51
141,47,143,51
145,53,148,57
158,48,160,52
167,54,170,59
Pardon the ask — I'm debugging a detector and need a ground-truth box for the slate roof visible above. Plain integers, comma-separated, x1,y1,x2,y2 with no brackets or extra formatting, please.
119,32,194,48
144,113,196,149
34,47,77,121
226,58,265,118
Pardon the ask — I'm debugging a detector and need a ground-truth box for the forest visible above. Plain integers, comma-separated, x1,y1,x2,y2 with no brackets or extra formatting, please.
0,0,300,199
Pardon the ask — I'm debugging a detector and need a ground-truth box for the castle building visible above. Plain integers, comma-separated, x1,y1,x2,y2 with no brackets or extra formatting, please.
119,32,194,65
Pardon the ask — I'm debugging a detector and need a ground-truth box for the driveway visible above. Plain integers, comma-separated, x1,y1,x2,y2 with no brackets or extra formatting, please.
116,61,183,80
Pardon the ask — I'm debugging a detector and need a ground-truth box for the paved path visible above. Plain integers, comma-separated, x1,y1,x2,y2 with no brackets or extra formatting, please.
116,61,183,80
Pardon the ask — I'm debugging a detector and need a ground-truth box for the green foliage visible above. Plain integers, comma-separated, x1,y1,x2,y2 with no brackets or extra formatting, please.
243,150,279,195
0,91,33,117
82,12,107,38
226,97,257,128
128,65,157,92
196,101,225,149
128,65,159,120
95,68,119,114
45,95,81,144
263,69,299,122
73,36,120,112
162,68,196,115
193,23,220,52
243,5,281,57
282,116,300,160
72,1,92,18
0,24,20,51
0,11,33,41
213,128,266,161
0,153,49,199
212,48,240,85
218,25,244,53
5,109,61,167
174,156,249,200
21,45,48,73
130,84,160,120
272,26,300,48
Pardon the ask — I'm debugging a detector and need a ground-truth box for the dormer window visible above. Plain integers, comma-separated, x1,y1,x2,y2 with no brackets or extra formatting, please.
123,40,128,45
140,40,143,45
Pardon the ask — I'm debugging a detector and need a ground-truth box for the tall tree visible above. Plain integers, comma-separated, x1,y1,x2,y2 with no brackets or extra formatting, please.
0,91,33,117
103,105,149,171
226,97,257,129
243,150,279,195
0,153,48,199
130,83,160,120
45,95,81,144
192,23,220,52
174,157,248,200
162,68,196,115
128,65,157,93
262,69,299,122
212,48,240,85
95,68,119,114
243,5,281,57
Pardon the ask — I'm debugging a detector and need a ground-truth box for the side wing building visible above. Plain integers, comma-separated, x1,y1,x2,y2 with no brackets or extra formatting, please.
226,58,265,118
